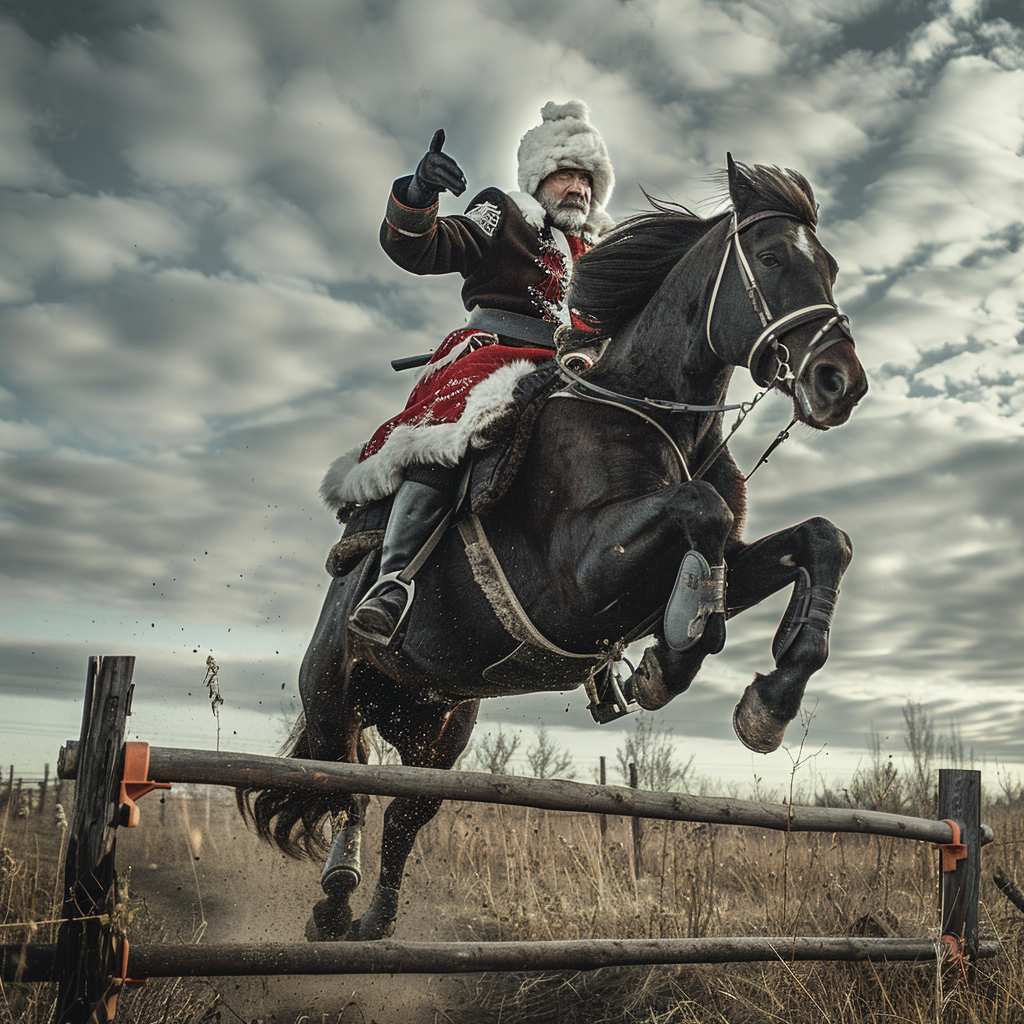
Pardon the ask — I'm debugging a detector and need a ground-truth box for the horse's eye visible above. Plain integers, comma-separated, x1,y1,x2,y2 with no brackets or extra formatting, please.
759,253,780,268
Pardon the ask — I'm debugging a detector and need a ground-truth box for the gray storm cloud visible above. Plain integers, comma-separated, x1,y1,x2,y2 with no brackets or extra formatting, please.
1,0,1022,772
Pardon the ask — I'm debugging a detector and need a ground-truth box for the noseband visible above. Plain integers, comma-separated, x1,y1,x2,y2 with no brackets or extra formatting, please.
706,209,854,388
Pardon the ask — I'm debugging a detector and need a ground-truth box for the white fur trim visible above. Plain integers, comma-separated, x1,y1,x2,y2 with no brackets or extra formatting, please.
320,360,541,508
319,447,362,507
507,191,546,231
517,100,615,239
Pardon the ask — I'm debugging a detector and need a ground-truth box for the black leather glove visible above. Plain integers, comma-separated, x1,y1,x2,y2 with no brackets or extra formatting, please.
405,129,467,207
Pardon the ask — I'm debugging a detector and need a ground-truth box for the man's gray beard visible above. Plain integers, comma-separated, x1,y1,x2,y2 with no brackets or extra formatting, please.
538,193,589,234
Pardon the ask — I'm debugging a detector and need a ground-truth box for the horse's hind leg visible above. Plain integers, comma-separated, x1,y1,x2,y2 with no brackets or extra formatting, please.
306,709,371,942
304,664,374,941
350,698,480,940
300,566,378,941
726,517,853,753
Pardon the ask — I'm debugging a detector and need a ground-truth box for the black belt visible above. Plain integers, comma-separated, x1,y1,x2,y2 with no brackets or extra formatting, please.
391,308,558,371
466,308,558,348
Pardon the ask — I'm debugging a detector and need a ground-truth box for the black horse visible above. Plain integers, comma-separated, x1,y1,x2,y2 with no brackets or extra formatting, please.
239,157,868,941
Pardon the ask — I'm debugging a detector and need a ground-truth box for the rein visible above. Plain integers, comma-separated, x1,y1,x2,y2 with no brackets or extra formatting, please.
554,207,852,481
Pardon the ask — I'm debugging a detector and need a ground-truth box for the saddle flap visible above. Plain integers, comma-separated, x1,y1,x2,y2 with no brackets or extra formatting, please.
468,361,565,516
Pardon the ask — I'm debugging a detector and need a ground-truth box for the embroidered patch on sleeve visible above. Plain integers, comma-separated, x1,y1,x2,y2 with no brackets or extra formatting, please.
463,201,502,237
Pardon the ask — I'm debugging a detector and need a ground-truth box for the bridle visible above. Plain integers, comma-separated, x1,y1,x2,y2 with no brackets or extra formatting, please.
554,206,856,480
706,208,854,388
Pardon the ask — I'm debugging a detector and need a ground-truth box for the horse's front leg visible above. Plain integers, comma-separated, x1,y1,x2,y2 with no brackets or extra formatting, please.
554,480,734,711
726,516,853,753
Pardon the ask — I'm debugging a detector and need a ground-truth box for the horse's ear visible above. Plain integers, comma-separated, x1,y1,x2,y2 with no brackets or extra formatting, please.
726,153,751,212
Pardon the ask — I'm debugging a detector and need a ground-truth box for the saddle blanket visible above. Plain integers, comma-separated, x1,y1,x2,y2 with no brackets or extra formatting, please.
324,361,564,578
320,327,553,512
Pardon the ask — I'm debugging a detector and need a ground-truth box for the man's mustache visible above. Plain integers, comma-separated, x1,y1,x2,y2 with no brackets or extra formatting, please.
559,193,589,209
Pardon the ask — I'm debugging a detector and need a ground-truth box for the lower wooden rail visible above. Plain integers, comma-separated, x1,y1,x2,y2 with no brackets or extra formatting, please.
3,937,1002,981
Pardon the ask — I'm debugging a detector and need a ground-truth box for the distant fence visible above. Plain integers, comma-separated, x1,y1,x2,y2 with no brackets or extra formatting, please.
1,764,69,819
0,656,999,1024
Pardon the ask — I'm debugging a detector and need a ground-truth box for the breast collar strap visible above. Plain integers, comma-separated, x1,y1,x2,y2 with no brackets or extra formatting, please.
549,388,692,481
705,209,853,387
556,361,748,416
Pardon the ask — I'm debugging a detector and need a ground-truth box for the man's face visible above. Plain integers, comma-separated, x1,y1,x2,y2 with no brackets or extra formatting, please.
536,168,593,233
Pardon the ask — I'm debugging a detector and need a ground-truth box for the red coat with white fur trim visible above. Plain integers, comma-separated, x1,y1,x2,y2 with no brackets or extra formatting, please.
318,181,599,511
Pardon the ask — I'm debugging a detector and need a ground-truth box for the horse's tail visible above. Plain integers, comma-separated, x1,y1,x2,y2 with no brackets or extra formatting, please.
235,711,333,860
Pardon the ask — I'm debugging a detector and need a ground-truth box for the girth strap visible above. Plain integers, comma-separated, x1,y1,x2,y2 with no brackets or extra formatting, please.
457,514,602,661
457,513,663,677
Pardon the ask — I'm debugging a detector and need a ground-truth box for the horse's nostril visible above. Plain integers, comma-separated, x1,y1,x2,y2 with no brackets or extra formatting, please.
815,364,846,398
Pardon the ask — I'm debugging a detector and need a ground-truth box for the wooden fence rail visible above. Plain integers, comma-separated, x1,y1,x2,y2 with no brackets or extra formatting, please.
3,937,1002,983
57,739,990,847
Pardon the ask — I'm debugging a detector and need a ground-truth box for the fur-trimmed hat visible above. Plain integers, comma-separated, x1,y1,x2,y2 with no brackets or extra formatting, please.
517,100,615,237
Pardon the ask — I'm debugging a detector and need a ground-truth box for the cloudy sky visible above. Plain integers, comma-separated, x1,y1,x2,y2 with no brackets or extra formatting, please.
1,0,1022,792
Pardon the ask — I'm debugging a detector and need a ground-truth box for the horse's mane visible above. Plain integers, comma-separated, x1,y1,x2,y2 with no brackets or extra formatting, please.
568,162,817,339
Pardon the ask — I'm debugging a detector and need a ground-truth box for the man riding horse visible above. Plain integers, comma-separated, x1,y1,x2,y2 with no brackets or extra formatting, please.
320,100,616,646
243,131,867,941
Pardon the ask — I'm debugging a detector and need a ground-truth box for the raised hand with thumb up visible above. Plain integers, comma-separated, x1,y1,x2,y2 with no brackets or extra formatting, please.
406,129,467,207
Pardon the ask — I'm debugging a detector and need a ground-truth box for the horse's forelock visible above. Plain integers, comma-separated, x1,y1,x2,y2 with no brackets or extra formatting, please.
720,161,818,228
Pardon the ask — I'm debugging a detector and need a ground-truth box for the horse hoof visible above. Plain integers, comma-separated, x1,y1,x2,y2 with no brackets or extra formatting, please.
306,897,353,942
630,649,670,711
733,681,790,753
349,885,400,940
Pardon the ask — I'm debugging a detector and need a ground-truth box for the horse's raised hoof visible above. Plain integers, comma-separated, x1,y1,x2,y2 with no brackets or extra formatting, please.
733,680,791,753
629,648,671,711
349,885,400,940
306,896,353,942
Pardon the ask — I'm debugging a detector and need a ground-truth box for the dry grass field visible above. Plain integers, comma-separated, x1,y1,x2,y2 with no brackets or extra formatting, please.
2,771,1023,1024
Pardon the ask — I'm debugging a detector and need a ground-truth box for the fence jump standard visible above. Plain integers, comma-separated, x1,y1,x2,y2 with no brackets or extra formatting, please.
1,657,995,1024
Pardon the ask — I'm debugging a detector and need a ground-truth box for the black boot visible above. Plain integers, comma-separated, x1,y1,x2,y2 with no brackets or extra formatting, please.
348,466,458,645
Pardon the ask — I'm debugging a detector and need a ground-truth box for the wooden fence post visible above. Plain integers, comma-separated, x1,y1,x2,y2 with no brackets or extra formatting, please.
937,768,981,974
39,764,50,816
630,762,641,878
54,655,135,1024
599,757,607,836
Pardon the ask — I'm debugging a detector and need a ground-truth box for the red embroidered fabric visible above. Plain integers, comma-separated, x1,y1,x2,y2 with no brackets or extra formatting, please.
360,329,552,461
360,231,591,464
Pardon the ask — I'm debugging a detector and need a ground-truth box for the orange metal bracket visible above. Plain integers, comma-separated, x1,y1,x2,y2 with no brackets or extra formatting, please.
939,934,970,985
934,819,971,986
119,741,171,827
101,937,147,1023
934,819,968,872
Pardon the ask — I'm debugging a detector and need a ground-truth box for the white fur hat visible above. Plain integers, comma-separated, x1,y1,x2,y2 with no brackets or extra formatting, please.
517,100,615,236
